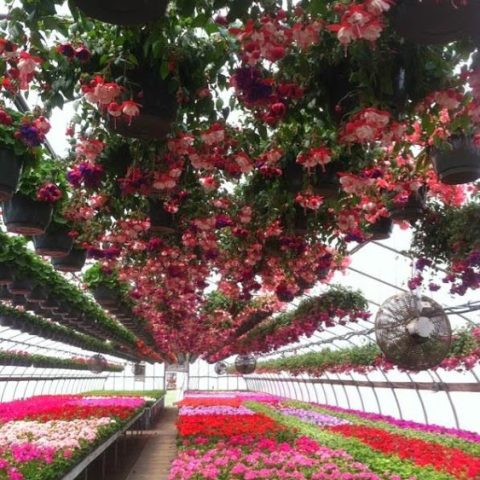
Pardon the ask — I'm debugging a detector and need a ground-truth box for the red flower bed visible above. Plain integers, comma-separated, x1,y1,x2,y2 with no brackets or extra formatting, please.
177,414,284,438
330,424,480,478
178,398,243,408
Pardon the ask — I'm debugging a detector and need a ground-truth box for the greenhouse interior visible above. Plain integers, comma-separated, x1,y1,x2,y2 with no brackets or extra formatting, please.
0,0,480,478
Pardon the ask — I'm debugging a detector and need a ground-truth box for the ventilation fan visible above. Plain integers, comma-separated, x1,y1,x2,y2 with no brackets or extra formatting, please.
375,293,452,370
235,354,256,375
214,361,227,375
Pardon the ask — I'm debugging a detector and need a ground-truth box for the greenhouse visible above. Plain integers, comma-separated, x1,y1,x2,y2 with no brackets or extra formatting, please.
0,0,479,478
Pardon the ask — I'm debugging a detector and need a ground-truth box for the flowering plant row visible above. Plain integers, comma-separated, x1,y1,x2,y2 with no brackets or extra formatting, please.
288,401,480,457
171,392,406,479
0,394,147,480
0,234,160,363
255,326,480,375
0,350,123,372
0,304,124,360
262,400,480,479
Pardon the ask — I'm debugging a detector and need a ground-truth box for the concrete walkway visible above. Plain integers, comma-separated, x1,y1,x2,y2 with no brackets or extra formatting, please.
125,407,178,480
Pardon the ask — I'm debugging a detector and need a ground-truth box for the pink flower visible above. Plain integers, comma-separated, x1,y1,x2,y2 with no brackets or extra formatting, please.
121,100,141,118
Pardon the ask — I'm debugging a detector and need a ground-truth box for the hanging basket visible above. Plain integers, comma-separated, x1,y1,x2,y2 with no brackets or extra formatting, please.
2,194,53,235
8,278,32,295
88,354,108,374
391,0,475,44
11,294,28,306
92,285,119,307
73,0,168,25
51,248,87,272
389,188,426,223
0,149,23,202
26,286,48,303
431,136,480,185
148,198,176,234
312,164,340,199
33,227,74,258
367,217,393,241
0,264,13,286
108,70,177,140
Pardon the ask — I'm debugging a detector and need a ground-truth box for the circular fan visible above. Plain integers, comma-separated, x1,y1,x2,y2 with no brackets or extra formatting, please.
214,361,227,375
375,294,452,370
235,354,256,375
88,354,107,374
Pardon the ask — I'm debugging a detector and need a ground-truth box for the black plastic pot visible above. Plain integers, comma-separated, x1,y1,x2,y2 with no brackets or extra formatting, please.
26,286,48,304
11,294,27,306
43,302,60,313
0,286,12,301
8,278,33,295
2,193,53,235
367,217,393,241
431,136,480,185
282,155,304,194
389,188,426,223
51,248,87,272
293,205,309,235
33,227,74,258
93,285,119,307
108,65,177,140
0,149,23,202
0,264,13,286
148,198,176,234
391,0,476,44
74,0,168,25
312,164,340,199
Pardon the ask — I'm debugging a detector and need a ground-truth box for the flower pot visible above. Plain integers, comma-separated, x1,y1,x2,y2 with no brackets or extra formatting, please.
0,264,13,286
389,188,426,222
51,248,87,272
282,155,304,194
148,198,176,234
0,286,12,300
0,149,23,202
2,194,53,235
33,227,74,258
312,164,340,199
108,68,177,140
0,315,15,327
93,285,119,307
11,294,28,306
391,0,476,44
73,0,168,25
8,278,33,295
293,206,309,235
26,286,48,304
431,136,480,185
367,217,393,241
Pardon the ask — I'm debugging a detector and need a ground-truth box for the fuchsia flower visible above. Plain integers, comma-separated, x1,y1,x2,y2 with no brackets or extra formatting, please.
36,182,63,203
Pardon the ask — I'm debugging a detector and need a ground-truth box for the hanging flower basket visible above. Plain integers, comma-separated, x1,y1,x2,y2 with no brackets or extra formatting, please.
367,217,393,241
312,164,340,199
282,157,304,194
431,135,480,185
391,0,475,44
74,0,169,26
93,285,119,307
11,294,28,306
2,193,53,235
8,278,32,295
51,248,87,272
33,226,74,258
0,264,13,286
0,149,23,202
389,188,426,223
26,286,48,304
108,71,177,140
148,198,176,234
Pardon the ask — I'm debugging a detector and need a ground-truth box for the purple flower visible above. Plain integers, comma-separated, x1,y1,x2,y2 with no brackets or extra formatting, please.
17,123,44,147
